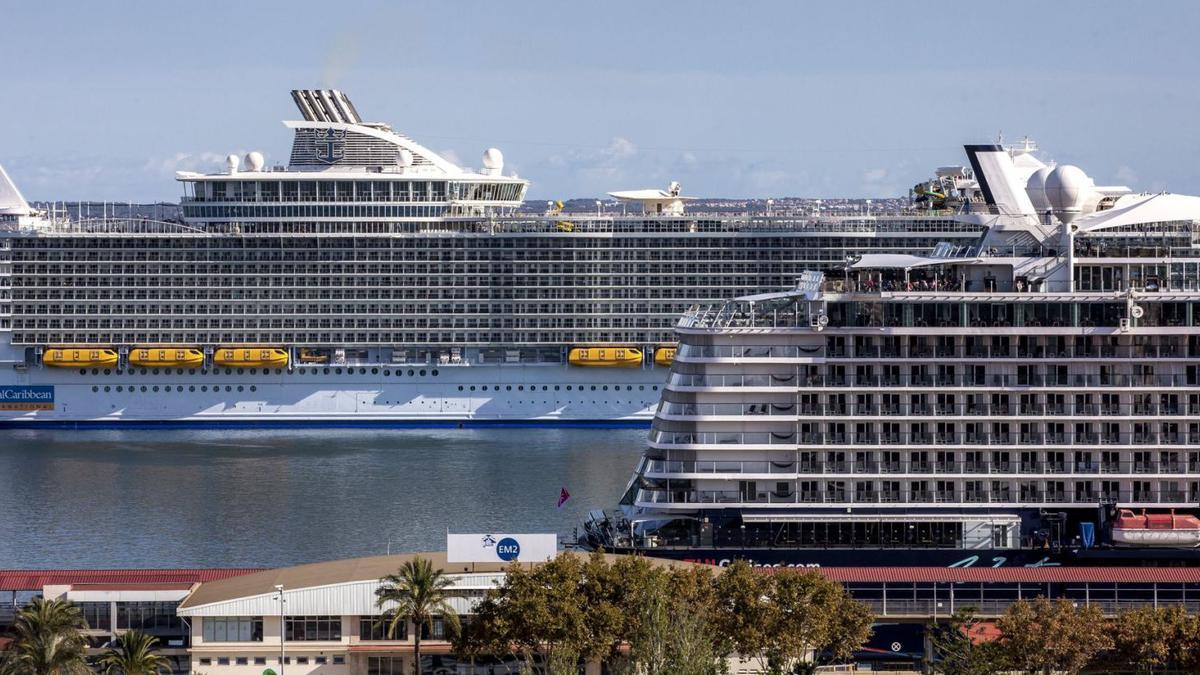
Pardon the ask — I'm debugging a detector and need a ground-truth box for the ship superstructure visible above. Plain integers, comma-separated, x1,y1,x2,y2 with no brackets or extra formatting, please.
594,143,1200,566
0,91,982,426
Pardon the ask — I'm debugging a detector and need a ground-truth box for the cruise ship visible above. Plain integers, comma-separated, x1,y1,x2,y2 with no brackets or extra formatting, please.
0,90,984,427
584,143,1200,566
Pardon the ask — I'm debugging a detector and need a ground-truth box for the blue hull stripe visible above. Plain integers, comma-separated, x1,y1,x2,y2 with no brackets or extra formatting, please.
0,418,652,430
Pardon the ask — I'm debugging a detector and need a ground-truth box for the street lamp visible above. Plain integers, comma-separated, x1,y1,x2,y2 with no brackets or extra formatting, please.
275,584,285,675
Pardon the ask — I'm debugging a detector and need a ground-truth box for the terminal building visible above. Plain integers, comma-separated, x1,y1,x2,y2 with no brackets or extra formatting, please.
6,554,1200,673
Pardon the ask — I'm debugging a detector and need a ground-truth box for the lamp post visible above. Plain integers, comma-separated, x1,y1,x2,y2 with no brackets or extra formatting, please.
275,584,285,675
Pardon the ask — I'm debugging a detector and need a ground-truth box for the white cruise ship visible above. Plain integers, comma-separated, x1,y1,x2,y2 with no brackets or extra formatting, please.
585,143,1200,566
0,90,982,428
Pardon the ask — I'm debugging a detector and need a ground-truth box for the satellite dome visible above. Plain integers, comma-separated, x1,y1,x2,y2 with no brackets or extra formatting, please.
1044,165,1093,223
244,151,265,172
225,154,240,174
1026,167,1052,212
397,149,414,167
482,148,504,170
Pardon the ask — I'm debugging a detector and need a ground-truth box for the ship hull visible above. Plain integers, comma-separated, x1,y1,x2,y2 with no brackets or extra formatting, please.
0,361,662,427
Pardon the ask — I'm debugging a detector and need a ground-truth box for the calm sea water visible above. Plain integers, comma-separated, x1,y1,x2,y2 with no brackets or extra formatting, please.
0,428,646,569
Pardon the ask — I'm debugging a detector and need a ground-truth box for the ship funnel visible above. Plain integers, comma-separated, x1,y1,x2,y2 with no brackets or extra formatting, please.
290,89,363,124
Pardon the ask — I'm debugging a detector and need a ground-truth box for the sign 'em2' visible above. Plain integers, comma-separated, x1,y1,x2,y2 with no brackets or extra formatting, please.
496,537,521,561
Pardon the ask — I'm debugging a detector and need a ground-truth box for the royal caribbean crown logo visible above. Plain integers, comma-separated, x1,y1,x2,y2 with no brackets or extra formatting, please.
314,128,346,164
0,385,54,411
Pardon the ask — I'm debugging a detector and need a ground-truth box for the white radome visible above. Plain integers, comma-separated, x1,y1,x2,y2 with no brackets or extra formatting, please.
1026,167,1052,213
225,154,240,174
244,151,265,172
482,148,504,170
1044,164,1093,222
397,149,414,167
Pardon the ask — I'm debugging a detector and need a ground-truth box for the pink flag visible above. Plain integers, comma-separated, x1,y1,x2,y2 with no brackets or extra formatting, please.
557,487,571,508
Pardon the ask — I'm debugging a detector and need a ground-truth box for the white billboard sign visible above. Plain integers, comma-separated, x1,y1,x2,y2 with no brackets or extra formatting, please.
447,533,558,563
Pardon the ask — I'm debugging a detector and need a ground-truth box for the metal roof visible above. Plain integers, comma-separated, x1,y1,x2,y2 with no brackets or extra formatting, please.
794,566,1200,584
0,568,261,591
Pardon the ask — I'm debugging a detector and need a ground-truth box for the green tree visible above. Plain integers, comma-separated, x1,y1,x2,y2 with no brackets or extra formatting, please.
4,597,91,675
96,630,171,675
995,597,1111,675
375,557,462,675
927,608,1008,675
1107,605,1200,673
766,570,872,672
712,561,773,671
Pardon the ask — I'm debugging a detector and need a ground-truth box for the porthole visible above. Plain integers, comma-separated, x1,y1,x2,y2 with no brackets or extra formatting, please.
481,386,488,391
225,385,232,392
371,368,379,375
408,369,415,376
103,369,111,376
419,369,426,376
177,386,184,392
250,368,257,376
116,369,124,375
91,386,99,393
591,386,597,391
384,370,391,376
432,369,439,376
470,386,476,391
237,385,244,392
176,368,184,375
506,385,512,391
543,385,549,391
90,368,98,375
653,385,659,390
79,369,86,376
555,385,561,391
458,385,464,391
566,385,572,391
200,369,207,375
518,386,524,391
140,386,147,393
323,367,331,375
201,386,208,392
224,369,232,375
250,385,257,392
359,367,367,375
152,386,159,392
639,385,645,391
189,386,195,392
627,385,633,391
116,386,123,393
335,368,343,375
103,386,111,392
603,386,609,391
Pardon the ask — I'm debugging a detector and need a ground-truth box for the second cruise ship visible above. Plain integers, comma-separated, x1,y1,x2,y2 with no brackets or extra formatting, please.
0,90,981,427
585,142,1200,566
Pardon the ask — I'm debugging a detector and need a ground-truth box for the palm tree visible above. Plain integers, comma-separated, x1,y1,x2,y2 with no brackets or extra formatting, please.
96,630,170,675
375,557,461,675
6,597,91,675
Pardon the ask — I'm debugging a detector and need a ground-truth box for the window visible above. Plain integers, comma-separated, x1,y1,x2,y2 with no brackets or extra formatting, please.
419,616,447,640
296,657,309,665
285,615,341,641
368,657,406,675
203,617,264,642
315,657,328,665
236,658,248,666
198,659,212,666
76,602,110,631
333,656,345,665
254,657,267,665
117,601,184,634
360,616,405,640
217,658,230,666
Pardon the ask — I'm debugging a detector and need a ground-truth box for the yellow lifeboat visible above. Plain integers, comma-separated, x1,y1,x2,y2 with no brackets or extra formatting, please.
129,346,205,368
43,347,119,368
568,346,642,368
213,347,290,369
654,346,677,367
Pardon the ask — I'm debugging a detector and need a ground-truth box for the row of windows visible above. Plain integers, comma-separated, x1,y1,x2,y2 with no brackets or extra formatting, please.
78,367,439,377
284,615,341,641
202,617,263,642
197,656,344,666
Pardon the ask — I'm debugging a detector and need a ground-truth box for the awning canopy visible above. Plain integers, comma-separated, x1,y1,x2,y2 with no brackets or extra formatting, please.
1075,192,1200,233
850,253,978,270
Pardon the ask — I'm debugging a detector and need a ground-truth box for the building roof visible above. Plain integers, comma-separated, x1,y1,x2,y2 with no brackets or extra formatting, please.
802,566,1200,584
0,568,261,591
178,551,703,612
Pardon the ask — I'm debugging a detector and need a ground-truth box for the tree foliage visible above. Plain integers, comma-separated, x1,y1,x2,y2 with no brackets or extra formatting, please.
927,608,1007,675
375,557,462,675
995,597,1112,675
2,597,91,675
96,630,171,675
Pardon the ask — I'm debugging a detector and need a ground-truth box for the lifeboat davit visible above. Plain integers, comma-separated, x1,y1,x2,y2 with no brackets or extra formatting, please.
568,347,642,368
1112,509,1200,547
654,346,676,367
129,347,205,368
43,347,119,368
213,347,289,369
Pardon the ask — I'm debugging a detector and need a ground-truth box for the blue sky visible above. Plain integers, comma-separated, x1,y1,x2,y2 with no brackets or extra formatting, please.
2,1,1199,201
